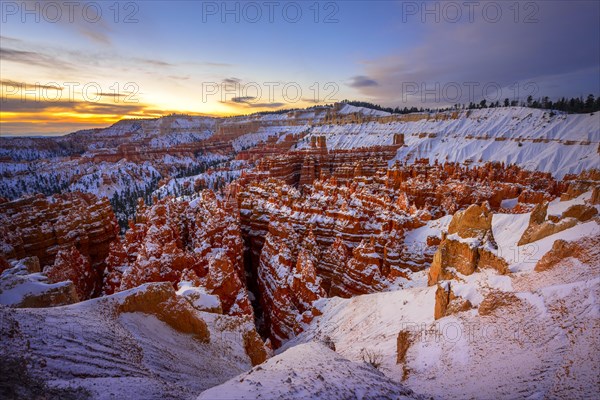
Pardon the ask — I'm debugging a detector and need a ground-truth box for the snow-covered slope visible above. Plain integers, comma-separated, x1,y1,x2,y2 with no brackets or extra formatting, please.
337,103,392,117
232,125,308,151
301,107,599,178
0,287,255,400
198,342,423,400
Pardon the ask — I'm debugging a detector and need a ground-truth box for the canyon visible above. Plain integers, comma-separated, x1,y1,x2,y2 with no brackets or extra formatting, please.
1,104,599,399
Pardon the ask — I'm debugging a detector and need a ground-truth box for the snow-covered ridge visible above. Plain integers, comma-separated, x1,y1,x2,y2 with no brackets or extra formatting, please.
300,107,599,178
198,342,423,400
337,103,392,117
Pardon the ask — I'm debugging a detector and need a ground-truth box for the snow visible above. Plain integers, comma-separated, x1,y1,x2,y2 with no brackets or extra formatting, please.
153,166,244,199
404,215,452,246
287,286,437,369
338,103,391,117
547,190,595,217
500,197,519,209
198,342,421,400
298,107,600,178
508,220,599,273
177,282,221,310
0,266,73,306
232,126,308,151
451,280,485,306
492,212,535,264
0,286,256,399
1,103,599,399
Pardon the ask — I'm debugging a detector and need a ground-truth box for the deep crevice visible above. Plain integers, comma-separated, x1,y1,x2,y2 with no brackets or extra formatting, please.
241,235,269,340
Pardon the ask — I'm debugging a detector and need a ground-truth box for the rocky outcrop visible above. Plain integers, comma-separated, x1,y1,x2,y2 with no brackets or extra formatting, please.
534,238,586,272
385,161,559,217
592,186,600,205
117,282,210,342
447,203,493,238
518,202,596,246
238,177,430,293
429,203,507,286
560,169,600,201
320,237,350,293
434,282,472,320
429,240,478,284
243,328,270,366
561,204,598,222
206,251,252,316
0,192,119,295
44,247,95,300
118,202,196,291
0,257,79,307
530,234,599,274
396,330,412,364
255,145,401,187
330,238,387,298
237,161,557,342
240,161,558,287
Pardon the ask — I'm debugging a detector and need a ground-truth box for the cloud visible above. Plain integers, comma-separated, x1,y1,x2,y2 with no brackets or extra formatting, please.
136,58,173,67
348,75,378,88
219,97,286,109
0,97,146,114
17,0,112,45
251,102,286,108
0,35,23,44
79,29,111,46
352,1,600,106
201,62,232,67
0,48,72,69
231,96,255,103
97,92,126,98
1,80,63,91
0,121,110,136
223,77,241,84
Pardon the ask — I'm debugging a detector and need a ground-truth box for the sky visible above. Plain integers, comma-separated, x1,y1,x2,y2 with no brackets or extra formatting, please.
1,0,599,136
